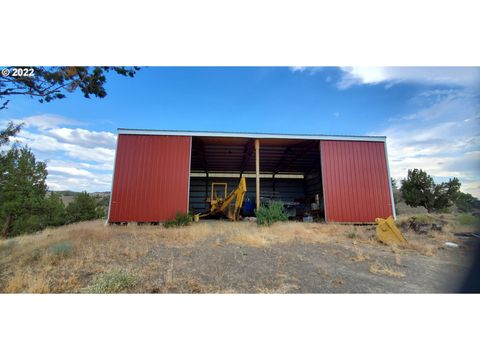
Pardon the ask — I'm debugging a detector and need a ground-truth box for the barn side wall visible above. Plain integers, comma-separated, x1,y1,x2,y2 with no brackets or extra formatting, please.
109,134,191,222
321,140,393,223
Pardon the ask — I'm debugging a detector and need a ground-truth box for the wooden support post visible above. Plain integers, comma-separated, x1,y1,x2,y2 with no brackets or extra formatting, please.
255,139,260,211
205,172,209,211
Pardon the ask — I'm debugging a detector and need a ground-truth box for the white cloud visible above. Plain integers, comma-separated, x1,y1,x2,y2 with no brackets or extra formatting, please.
47,127,116,149
48,166,97,178
289,67,324,74
47,159,113,172
47,173,112,191
5,115,116,192
15,132,116,164
373,89,480,197
338,67,480,89
290,66,306,72
3,114,81,130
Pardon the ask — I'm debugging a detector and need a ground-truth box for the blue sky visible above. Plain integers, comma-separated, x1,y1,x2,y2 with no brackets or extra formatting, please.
1,67,479,196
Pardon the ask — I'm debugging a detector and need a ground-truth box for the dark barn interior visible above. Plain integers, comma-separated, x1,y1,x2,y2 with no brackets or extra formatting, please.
189,136,324,220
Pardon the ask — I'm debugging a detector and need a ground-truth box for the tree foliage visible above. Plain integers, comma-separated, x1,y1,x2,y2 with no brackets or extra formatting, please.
454,192,480,213
0,146,48,237
66,192,99,223
0,66,139,110
391,177,402,204
0,121,22,146
400,169,462,212
0,66,133,232
432,177,461,211
93,194,110,218
43,192,67,227
400,169,435,209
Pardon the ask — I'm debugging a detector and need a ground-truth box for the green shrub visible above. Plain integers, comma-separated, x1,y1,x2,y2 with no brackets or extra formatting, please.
256,201,288,226
164,212,192,228
86,269,138,293
457,214,480,227
49,240,73,257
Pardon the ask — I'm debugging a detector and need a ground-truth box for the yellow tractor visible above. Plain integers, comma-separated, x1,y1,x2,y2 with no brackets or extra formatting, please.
195,177,247,221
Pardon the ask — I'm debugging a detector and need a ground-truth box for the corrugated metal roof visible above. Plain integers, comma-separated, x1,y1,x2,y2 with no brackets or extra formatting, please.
118,128,386,142
190,137,321,174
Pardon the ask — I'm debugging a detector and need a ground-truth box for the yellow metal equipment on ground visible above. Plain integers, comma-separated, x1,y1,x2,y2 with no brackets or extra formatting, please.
196,177,247,221
375,216,407,245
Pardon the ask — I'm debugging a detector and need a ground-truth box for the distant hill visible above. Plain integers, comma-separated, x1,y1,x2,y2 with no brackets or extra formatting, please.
50,190,110,196
47,191,110,207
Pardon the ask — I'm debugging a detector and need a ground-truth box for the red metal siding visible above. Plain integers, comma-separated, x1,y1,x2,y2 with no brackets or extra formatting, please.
321,140,393,223
109,135,191,222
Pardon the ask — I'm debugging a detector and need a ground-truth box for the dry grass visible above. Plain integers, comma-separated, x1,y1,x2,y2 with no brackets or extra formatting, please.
257,283,301,294
397,212,478,235
147,274,238,294
395,252,402,266
391,213,462,257
227,222,374,247
396,226,454,256
369,262,405,278
255,273,301,293
351,248,368,262
403,241,437,257
0,214,459,293
430,213,480,233
0,220,373,293
4,271,51,293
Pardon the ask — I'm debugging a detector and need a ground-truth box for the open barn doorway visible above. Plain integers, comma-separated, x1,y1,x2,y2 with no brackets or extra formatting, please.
188,136,324,222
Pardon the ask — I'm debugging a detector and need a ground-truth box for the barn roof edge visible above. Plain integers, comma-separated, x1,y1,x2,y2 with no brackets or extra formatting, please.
117,128,386,142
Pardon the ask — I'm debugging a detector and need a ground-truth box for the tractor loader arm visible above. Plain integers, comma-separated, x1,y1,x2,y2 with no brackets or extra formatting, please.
218,177,247,220
197,177,247,221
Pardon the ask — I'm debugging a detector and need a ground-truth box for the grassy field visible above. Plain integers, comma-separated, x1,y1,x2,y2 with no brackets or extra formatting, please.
0,214,477,293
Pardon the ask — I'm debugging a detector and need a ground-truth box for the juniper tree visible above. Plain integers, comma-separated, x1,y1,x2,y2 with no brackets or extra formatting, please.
0,146,48,237
401,169,462,212
66,192,98,223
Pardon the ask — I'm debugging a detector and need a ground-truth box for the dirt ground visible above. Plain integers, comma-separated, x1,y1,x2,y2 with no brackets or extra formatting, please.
131,225,477,293
0,218,477,293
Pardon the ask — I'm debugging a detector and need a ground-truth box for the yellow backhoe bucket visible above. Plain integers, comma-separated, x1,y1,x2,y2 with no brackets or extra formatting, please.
375,216,407,245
